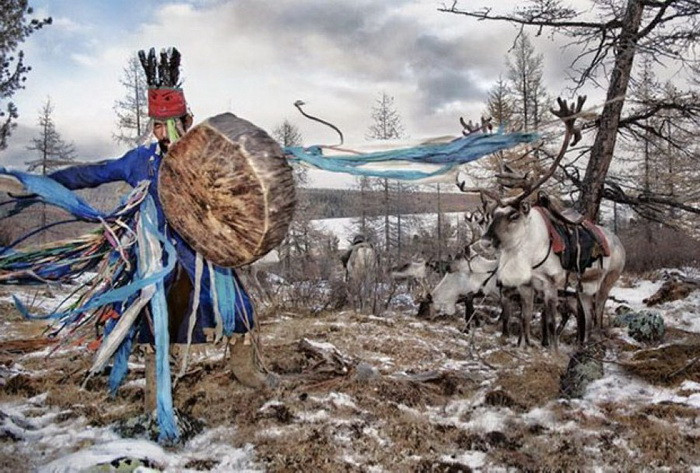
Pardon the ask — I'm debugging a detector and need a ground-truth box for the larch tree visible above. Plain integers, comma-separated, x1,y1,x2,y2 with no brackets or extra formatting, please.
0,1,51,150
272,118,313,272
273,119,303,148
113,54,149,147
486,76,515,129
506,32,548,132
25,97,76,175
440,0,700,221
25,97,75,236
365,92,407,258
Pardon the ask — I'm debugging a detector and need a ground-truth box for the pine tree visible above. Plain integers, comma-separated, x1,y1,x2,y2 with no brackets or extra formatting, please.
112,54,149,147
0,1,51,149
25,98,76,175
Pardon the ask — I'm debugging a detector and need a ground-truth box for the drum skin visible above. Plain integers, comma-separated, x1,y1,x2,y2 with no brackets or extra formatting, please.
159,113,296,267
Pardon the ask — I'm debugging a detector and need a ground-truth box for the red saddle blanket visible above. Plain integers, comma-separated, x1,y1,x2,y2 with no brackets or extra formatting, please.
534,207,610,271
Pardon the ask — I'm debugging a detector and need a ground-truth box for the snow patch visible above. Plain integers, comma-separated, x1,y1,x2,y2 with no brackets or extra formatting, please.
523,406,558,429
441,451,487,469
39,439,170,473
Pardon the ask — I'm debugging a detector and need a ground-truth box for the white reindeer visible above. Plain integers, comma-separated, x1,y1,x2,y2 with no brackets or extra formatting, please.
390,255,431,296
429,210,515,333
465,97,626,348
430,246,517,333
343,235,378,312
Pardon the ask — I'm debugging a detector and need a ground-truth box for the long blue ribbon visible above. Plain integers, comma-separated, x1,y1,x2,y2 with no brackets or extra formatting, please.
139,197,178,442
284,131,539,180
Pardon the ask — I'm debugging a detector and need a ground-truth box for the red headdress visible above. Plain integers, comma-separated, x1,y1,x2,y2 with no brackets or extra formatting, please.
138,47,188,119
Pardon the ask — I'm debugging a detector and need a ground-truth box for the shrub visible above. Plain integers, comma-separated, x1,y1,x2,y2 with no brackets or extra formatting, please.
618,223,700,273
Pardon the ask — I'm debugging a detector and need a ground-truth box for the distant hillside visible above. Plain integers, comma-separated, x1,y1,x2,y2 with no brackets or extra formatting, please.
301,188,479,219
1,185,479,246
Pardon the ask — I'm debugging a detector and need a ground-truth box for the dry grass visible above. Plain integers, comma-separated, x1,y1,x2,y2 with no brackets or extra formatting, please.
495,355,566,410
1,292,699,471
623,342,700,386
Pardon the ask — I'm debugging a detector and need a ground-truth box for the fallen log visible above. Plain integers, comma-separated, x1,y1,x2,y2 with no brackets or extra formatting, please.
0,338,57,355
644,275,700,306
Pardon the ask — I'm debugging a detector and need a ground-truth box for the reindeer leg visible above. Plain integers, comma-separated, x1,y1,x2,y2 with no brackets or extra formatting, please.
500,296,513,339
595,270,620,331
548,300,559,352
419,279,429,300
463,295,475,332
542,285,559,351
557,297,575,337
540,307,550,348
577,292,594,345
518,285,535,347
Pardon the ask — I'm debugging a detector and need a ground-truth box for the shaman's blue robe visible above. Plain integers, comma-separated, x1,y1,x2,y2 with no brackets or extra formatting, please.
49,143,254,343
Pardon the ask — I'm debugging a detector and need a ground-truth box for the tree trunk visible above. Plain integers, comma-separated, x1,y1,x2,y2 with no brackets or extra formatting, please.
577,0,645,221
383,178,390,253
436,183,442,262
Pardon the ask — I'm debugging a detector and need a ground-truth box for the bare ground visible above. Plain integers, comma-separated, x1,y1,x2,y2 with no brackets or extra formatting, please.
0,283,699,472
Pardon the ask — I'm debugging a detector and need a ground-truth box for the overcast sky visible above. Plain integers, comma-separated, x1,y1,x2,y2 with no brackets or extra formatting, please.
3,0,603,188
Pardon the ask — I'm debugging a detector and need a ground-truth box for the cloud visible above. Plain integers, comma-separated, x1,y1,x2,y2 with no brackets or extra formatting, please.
5,0,611,182
69,53,96,67
51,16,92,33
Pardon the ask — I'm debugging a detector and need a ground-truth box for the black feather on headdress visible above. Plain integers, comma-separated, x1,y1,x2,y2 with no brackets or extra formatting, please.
146,48,158,86
158,49,170,87
138,49,149,81
169,48,181,87
138,47,182,88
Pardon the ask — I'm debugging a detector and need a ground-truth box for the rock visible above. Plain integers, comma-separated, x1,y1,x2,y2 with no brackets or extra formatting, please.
611,308,666,343
560,346,604,399
611,305,636,327
627,310,665,343
113,409,204,444
89,457,156,472
354,362,379,382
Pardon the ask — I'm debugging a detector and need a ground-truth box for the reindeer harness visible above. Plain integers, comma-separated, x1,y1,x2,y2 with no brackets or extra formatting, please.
534,206,610,274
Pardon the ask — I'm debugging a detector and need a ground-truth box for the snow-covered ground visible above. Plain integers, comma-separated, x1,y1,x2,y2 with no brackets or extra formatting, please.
0,269,699,472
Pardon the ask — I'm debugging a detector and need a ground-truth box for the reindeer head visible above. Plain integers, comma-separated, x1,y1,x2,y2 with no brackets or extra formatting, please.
482,200,533,250
431,244,497,316
458,96,587,251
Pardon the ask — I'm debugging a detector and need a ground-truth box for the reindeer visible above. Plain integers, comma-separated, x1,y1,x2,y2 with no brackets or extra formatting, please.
429,246,509,332
390,255,432,297
429,209,515,333
460,97,626,348
342,234,378,312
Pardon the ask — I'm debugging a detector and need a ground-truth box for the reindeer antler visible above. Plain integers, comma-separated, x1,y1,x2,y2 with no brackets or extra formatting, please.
502,95,587,206
460,116,493,136
454,96,585,209
550,95,585,146
456,175,503,206
495,162,532,191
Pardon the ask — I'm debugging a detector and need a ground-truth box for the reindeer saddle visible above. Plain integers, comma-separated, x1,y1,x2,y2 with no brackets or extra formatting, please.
534,205,610,274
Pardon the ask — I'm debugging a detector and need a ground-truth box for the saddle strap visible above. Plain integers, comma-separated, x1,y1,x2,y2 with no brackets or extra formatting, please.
534,207,566,253
581,220,611,257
